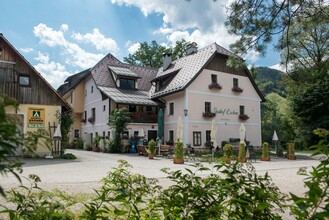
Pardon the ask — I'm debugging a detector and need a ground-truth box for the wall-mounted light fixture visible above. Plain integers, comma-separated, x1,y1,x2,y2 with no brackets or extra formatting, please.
184,109,188,116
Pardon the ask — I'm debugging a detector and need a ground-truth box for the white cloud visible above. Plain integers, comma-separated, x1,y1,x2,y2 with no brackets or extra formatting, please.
72,28,119,53
270,63,290,73
33,23,68,47
20,48,33,53
33,23,105,70
125,41,140,54
61,24,69,32
34,52,71,89
112,0,258,61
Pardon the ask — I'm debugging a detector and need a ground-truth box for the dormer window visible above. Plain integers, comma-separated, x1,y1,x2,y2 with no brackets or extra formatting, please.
119,78,135,90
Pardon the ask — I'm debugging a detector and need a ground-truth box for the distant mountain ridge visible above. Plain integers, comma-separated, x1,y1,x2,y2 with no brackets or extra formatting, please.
254,67,286,97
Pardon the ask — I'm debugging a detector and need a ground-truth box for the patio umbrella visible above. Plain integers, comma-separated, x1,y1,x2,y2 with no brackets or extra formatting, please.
273,130,279,156
239,123,248,159
239,123,246,145
138,127,145,138
157,108,164,156
53,124,62,140
177,116,184,142
157,108,164,143
210,119,217,157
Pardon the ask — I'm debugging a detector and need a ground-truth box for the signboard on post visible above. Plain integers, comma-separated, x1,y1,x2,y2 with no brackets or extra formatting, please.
28,107,45,128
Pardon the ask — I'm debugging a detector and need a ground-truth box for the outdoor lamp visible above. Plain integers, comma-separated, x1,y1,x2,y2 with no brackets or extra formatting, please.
184,109,188,116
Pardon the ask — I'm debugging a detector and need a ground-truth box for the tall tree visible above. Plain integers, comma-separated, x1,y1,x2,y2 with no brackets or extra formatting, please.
225,0,329,76
124,39,189,68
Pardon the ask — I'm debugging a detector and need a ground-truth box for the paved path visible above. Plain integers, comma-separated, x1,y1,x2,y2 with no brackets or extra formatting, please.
1,149,320,197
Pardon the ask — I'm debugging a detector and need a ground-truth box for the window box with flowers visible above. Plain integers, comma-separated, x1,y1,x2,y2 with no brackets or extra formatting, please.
232,86,243,93
81,119,86,123
88,116,95,123
239,114,249,120
202,112,216,118
208,82,222,90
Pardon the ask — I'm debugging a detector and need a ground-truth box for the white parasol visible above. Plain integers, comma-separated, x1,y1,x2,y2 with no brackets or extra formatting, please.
239,123,246,145
53,124,62,140
177,117,184,142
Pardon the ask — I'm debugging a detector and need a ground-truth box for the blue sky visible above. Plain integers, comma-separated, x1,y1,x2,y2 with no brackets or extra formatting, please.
0,0,281,89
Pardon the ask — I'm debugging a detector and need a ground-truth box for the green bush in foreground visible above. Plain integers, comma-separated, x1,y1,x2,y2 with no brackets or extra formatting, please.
0,129,328,219
60,153,77,160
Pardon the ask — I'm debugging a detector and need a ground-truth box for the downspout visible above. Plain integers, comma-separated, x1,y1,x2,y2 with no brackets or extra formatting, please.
184,90,189,146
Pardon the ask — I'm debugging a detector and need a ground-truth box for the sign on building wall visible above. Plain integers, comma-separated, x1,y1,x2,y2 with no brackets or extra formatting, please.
28,107,45,128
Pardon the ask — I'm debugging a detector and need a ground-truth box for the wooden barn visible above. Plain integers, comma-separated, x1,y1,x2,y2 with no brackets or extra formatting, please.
0,33,71,156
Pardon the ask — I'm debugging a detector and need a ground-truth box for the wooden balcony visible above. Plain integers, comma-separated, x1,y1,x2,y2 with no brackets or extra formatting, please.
130,112,157,123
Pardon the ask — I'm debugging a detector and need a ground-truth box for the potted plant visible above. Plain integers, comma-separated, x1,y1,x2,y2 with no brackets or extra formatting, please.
92,135,101,152
173,141,184,164
287,143,296,160
238,143,247,162
261,142,270,161
223,144,233,164
146,139,157,159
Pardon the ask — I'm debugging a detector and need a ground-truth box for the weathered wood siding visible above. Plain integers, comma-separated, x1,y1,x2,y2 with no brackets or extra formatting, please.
0,36,67,106
205,54,247,77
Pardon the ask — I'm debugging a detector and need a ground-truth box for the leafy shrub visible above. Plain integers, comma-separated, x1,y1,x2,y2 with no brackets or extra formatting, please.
60,153,76,160
174,141,184,159
0,175,75,219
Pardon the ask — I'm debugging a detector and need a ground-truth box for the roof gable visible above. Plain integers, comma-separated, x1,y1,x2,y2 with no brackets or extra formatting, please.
0,34,71,109
151,43,265,101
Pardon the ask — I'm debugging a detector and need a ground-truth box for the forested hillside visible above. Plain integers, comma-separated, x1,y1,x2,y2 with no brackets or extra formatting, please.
254,67,286,97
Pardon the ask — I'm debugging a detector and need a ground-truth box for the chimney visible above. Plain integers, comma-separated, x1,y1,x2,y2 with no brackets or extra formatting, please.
163,52,172,71
186,42,198,55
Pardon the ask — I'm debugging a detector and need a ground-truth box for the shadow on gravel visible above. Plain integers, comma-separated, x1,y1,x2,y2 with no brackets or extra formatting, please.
19,157,80,167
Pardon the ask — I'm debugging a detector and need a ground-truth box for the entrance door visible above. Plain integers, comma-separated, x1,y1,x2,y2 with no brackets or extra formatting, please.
147,130,157,142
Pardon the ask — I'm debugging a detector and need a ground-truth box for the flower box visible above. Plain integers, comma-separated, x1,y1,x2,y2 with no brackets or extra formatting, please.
81,119,86,123
208,83,222,90
202,112,216,118
232,86,243,93
88,116,95,123
239,114,249,120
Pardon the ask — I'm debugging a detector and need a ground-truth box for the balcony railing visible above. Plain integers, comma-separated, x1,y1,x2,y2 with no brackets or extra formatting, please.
130,112,158,123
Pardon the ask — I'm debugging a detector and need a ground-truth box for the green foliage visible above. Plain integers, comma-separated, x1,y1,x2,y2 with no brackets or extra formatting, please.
262,142,269,157
123,39,189,68
225,0,328,73
238,143,246,158
254,67,286,97
93,135,100,148
146,139,157,154
81,160,161,219
23,129,51,156
0,174,75,219
287,143,295,156
289,129,329,219
57,111,74,151
174,141,184,159
72,139,83,149
60,153,77,160
108,109,131,153
223,144,233,157
0,95,22,196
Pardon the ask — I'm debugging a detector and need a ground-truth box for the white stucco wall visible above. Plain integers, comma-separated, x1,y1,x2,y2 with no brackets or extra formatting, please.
163,69,262,147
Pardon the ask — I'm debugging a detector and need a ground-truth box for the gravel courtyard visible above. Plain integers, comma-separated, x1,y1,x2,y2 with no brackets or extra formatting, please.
1,149,320,197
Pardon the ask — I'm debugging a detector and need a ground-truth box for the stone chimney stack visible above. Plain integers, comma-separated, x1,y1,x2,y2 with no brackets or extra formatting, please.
163,52,172,71
186,42,198,55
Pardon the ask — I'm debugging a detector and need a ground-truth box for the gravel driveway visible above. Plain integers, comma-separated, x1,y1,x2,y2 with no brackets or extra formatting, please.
1,149,320,196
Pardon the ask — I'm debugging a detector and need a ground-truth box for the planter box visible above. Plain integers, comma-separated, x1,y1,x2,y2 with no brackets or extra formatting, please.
173,158,184,164
238,157,247,163
261,156,270,161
